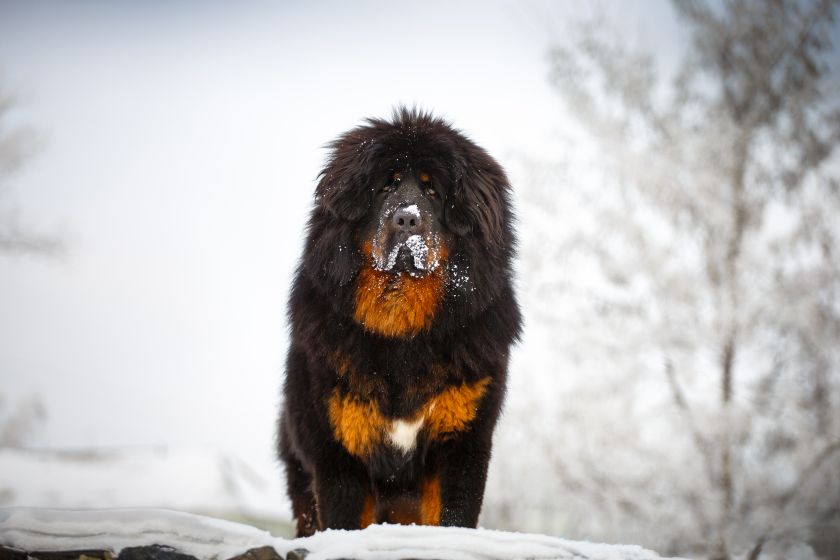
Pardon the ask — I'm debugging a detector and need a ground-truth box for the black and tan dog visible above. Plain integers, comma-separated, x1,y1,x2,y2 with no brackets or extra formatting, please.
277,108,521,536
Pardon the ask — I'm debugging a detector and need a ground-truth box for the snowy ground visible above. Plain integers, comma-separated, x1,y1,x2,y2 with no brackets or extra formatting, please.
0,507,677,560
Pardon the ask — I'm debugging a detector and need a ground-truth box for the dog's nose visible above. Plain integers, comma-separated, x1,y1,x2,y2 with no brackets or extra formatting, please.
392,206,422,235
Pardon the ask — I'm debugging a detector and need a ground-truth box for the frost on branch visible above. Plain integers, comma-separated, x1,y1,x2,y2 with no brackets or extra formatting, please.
491,1,840,559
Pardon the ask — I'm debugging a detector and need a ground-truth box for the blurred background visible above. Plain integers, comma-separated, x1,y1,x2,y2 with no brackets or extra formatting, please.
1,1,839,559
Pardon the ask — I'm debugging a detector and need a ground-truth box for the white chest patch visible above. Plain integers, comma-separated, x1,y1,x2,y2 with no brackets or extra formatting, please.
388,417,425,454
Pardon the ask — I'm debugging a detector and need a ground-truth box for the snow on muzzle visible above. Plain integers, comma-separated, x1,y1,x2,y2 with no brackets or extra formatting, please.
382,234,430,272
372,204,441,275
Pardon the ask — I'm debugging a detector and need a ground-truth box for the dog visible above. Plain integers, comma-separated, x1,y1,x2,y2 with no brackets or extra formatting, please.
277,108,521,536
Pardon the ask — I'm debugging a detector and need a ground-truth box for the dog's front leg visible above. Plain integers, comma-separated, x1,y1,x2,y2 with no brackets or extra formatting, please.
436,380,504,528
312,450,369,530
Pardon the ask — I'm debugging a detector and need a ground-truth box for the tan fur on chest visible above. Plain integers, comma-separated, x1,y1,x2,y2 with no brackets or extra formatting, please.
353,241,448,338
327,377,491,458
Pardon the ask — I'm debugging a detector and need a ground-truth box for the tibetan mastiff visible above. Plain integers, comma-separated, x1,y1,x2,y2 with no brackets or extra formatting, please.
277,108,521,536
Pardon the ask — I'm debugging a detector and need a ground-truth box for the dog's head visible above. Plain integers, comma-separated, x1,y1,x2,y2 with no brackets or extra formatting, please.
304,108,514,335
363,168,449,278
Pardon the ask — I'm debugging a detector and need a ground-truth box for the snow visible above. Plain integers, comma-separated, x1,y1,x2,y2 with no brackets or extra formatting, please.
0,508,277,560
297,524,673,560
377,234,436,274
446,262,472,294
0,507,677,560
403,234,430,270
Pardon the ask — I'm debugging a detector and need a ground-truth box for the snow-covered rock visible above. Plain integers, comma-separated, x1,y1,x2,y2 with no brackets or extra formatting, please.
0,507,678,560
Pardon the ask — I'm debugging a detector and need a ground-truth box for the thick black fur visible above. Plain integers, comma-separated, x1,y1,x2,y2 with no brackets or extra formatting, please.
277,108,521,536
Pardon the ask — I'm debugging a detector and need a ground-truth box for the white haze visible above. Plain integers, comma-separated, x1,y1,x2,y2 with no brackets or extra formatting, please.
0,0,730,552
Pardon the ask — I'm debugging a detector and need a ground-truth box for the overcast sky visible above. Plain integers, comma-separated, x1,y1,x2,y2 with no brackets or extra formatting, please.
0,1,679,472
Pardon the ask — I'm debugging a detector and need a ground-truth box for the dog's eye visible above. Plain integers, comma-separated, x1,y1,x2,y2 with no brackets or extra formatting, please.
382,171,402,193
419,171,436,197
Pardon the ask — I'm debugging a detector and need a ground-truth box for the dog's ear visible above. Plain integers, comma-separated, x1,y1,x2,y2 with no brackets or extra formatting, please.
315,170,372,222
305,213,360,287
316,176,370,221
315,132,383,222
444,192,472,237
449,151,509,247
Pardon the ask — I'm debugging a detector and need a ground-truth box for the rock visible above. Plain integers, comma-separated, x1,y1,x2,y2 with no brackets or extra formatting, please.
0,548,114,560
226,547,284,560
118,546,197,560
284,549,309,560
0,545,28,560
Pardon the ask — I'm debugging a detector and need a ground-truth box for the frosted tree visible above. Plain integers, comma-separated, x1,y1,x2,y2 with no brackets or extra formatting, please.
0,394,45,448
498,1,840,558
0,84,61,255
